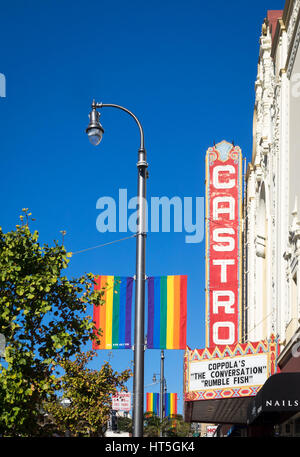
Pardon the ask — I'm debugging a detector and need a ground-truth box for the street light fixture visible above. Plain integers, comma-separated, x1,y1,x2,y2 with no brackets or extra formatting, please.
86,101,104,146
86,99,148,438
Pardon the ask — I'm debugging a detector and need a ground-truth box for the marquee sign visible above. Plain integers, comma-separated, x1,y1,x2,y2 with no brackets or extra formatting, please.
184,336,279,401
205,141,243,348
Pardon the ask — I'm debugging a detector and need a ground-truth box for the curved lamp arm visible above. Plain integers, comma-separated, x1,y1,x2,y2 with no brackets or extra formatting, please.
93,100,145,152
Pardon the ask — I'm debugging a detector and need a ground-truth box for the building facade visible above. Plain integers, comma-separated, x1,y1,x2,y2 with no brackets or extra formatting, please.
184,1,300,436
184,0,300,436
245,1,300,370
243,0,300,436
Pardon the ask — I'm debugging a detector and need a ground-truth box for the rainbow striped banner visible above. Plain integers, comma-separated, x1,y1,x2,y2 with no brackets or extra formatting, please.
93,276,133,350
147,276,187,349
164,393,177,417
145,393,178,417
146,392,159,415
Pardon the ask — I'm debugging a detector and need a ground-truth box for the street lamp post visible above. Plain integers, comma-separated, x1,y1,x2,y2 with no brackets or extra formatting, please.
152,350,166,423
160,350,165,423
86,100,148,438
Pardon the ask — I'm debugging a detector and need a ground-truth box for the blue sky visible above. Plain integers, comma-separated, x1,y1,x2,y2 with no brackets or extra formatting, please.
0,0,284,416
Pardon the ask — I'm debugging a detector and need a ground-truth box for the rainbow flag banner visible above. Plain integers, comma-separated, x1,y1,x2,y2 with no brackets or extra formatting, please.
146,392,159,415
93,276,133,350
164,393,178,417
147,275,187,349
145,393,178,417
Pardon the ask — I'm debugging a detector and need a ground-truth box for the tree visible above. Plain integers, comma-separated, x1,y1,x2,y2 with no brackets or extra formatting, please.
44,351,131,436
117,416,133,435
143,412,191,437
143,412,164,437
163,414,192,437
0,210,104,436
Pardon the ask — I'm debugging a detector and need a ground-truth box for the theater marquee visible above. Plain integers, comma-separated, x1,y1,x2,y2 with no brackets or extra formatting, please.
184,336,279,401
205,141,242,348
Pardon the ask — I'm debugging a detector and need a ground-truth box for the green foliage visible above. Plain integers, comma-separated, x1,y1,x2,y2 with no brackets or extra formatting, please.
143,412,163,437
117,416,133,434
0,211,105,436
143,412,192,437
164,414,192,437
44,351,132,437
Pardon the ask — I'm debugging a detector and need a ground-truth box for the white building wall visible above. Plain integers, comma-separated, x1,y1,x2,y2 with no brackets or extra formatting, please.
246,19,276,343
284,1,300,345
246,0,300,355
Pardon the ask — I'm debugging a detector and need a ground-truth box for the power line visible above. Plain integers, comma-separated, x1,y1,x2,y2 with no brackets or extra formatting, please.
71,234,137,255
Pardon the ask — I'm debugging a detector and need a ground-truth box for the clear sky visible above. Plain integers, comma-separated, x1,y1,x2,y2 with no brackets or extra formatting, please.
0,0,284,416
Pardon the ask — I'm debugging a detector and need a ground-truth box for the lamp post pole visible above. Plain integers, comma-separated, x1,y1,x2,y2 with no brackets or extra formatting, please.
160,350,165,423
86,101,148,437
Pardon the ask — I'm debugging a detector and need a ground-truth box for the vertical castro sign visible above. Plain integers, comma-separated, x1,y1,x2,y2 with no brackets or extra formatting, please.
205,141,242,348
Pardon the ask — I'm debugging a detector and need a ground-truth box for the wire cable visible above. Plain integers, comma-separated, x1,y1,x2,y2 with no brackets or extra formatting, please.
71,234,137,255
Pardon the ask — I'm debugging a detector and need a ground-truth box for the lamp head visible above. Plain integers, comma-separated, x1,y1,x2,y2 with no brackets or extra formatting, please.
86,103,104,146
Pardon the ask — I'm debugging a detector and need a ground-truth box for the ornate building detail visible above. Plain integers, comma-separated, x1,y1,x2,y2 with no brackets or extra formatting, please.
246,3,300,355
287,0,300,48
287,2,300,77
